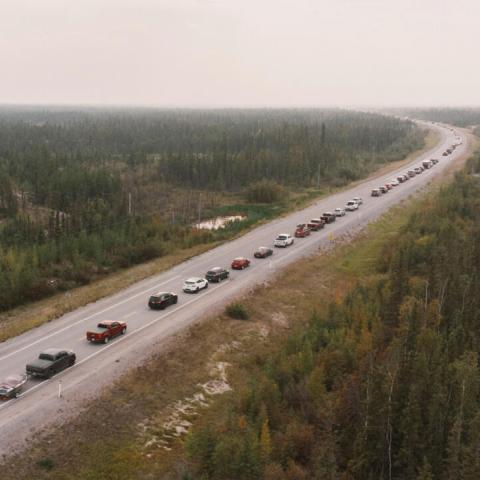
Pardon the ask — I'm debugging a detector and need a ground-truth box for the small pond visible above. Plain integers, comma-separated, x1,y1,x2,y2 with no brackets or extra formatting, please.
194,215,246,230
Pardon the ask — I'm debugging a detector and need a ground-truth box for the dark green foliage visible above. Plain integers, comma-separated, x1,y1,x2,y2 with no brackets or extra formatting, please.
36,458,54,471
185,160,480,479
0,107,422,192
225,302,250,320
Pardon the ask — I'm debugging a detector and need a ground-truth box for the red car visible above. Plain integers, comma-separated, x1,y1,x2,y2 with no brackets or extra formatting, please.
295,224,311,238
231,257,250,270
86,320,127,344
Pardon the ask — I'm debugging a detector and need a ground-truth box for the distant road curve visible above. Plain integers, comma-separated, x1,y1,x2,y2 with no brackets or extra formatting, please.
0,121,468,457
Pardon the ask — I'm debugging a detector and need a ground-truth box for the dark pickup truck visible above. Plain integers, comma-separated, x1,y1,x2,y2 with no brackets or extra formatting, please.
321,212,336,224
26,348,76,379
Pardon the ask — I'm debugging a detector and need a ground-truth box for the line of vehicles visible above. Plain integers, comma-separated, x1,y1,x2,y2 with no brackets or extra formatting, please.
1,141,461,398
6,194,366,390
1,189,368,391
371,158,440,197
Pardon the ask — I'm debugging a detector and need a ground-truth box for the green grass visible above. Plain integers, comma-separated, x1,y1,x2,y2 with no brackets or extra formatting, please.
331,205,413,276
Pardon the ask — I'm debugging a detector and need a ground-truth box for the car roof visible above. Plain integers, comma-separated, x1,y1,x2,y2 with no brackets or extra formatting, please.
41,348,66,356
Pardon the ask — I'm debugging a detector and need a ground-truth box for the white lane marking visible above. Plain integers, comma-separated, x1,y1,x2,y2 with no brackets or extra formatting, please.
0,276,180,362
121,310,138,319
0,282,227,410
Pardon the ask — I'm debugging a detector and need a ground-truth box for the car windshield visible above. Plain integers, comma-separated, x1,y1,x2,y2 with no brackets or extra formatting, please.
97,323,109,329
185,281,195,285
277,235,287,240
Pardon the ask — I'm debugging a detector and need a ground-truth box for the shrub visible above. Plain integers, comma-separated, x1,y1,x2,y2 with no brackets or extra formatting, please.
245,180,286,204
36,457,54,471
225,302,250,320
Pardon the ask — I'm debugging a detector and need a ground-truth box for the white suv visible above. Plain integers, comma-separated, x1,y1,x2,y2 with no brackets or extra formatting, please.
352,197,363,205
183,277,208,293
346,200,358,211
274,233,294,248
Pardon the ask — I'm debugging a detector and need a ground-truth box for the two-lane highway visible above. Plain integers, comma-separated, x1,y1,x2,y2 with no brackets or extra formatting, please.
0,121,468,456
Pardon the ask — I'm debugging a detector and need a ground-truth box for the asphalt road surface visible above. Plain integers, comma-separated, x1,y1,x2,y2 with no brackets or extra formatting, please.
0,121,468,456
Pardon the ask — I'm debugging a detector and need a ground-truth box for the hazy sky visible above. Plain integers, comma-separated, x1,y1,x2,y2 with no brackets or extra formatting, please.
0,0,478,107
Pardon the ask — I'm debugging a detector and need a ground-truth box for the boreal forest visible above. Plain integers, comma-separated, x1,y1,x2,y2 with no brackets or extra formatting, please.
184,153,480,480
0,108,423,310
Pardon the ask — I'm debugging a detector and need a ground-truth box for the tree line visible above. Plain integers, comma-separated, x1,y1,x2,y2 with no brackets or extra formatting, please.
185,157,480,479
394,108,480,128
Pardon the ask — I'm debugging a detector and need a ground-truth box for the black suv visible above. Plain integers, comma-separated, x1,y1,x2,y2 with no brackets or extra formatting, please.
205,267,229,283
148,292,178,310
254,247,273,259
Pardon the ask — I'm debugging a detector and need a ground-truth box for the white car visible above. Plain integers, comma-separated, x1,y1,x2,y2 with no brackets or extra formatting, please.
334,207,346,217
390,179,399,186
182,277,208,293
274,233,294,248
345,200,359,211
352,197,363,205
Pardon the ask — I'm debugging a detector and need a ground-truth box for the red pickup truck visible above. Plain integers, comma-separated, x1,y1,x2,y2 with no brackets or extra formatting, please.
86,320,127,344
